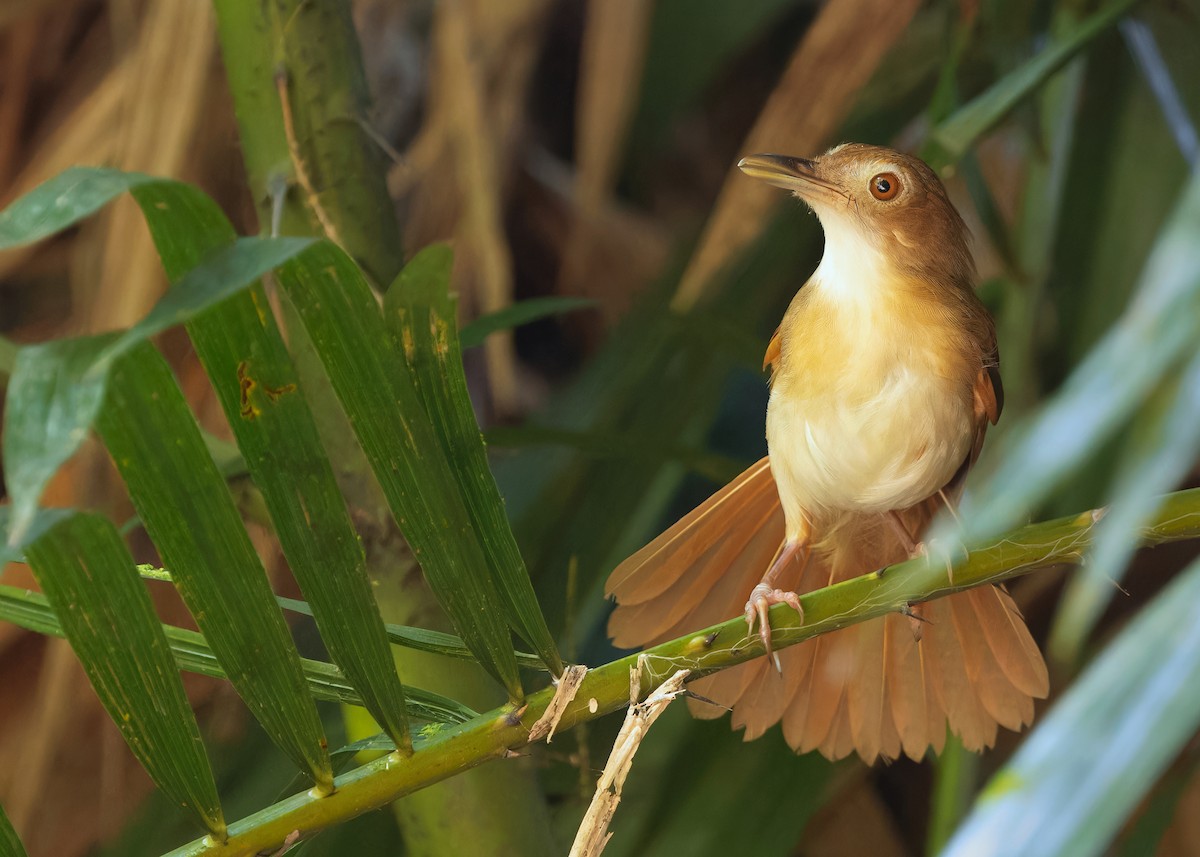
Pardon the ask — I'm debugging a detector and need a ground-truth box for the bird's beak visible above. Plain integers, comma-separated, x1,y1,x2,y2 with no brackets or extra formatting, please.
737,153,846,206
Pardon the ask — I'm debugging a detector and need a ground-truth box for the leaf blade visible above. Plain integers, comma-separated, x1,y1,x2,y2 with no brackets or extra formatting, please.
922,0,1137,170
942,553,1200,857
2,336,113,543
0,802,27,857
387,245,563,674
23,513,226,838
458,296,597,349
95,342,333,790
0,582,475,725
953,165,1200,544
274,241,524,699
127,179,412,751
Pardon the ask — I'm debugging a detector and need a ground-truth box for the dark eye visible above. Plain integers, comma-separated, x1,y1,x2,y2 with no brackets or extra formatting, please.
869,172,900,201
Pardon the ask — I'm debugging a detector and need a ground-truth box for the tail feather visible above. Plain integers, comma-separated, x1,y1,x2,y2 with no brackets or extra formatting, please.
923,645,948,756
950,593,1032,731
605,456,1048,763
797,635,847,753
617,504,784,649
779,641,821,748
732,662,792,741
969,586,1050,698
605,457,774,605
886,612,933,760
878,684,904,760
821,694,856,760
925,597,997,751
847,617,887,762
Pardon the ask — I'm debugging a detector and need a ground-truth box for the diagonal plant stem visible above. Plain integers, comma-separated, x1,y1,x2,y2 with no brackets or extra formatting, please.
163,488,1200,856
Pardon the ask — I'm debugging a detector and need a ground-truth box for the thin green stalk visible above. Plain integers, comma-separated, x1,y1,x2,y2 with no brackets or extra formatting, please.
164,488,1200,856
926,735,978,856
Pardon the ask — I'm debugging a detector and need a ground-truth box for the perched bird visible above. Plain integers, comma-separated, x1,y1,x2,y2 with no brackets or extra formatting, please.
605,143,1049,763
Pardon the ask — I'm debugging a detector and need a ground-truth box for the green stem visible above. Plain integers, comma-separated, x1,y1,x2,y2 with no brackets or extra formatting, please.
926,734,978,856
212,0,402,283
164,488,1200,856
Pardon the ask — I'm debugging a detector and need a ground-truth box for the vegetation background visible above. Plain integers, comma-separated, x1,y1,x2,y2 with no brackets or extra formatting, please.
0,0,1199,855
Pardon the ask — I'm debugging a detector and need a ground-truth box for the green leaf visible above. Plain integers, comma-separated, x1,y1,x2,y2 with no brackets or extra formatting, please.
0,167,155,249
23,513,225,839
0,169,315,545
1050,353,1200,666
0,801,27,857
95,342,333,791
97,236,314,366
273,240,524,699
942,553,1200,857
0,583,475,725
922,0,1137,170
0,236,314,544
2,335,113,544
387,245,563,674
458,296,597,349
1,507,73,568
953,165,1200,544
134,568,545,671
0,167,498,738
127,178,411,752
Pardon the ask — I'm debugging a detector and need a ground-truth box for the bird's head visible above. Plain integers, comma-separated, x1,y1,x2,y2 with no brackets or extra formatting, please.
738,143,974,289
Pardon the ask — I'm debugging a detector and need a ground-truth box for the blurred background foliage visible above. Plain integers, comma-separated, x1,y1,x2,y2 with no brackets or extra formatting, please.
0,0,1199,855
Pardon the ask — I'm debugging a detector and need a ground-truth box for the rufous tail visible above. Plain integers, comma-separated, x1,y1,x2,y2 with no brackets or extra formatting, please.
605,456,1049,763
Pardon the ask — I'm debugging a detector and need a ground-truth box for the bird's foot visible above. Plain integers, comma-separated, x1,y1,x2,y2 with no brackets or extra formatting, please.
900,602,929,642
908,538,968,586
744,583,803,658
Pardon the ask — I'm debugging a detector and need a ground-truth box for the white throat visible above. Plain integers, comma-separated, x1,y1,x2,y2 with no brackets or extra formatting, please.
808,211,889,311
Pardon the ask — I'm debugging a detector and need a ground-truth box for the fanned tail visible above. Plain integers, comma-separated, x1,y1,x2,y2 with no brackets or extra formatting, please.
606,457,1049,763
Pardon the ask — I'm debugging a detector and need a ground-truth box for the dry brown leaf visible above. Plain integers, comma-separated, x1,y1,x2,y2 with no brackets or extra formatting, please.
557,0,654,323
672,0,923,310
529,663,588,743
431,0,520,411
569,657,690,857
0,17,40,188
84,0,215,332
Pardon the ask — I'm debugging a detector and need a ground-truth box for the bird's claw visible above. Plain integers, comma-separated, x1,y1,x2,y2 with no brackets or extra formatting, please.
909,538,967,585
744,583,803,658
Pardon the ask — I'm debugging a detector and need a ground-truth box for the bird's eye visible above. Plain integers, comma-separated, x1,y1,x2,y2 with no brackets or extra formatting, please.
869,172,900,201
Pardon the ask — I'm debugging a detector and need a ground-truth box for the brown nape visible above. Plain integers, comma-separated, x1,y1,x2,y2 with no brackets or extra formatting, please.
606,458,1048,763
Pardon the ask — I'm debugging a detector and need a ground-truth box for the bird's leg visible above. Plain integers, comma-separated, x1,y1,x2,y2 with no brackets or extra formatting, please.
885,510,923,557
900,602,929,642
744,533,810,659
886,508,959,584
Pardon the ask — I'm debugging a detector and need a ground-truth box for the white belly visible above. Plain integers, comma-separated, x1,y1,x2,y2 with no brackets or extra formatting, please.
767,363,972,532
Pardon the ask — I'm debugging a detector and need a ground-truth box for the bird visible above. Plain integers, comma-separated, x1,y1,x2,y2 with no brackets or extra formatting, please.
605,143,1049,763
